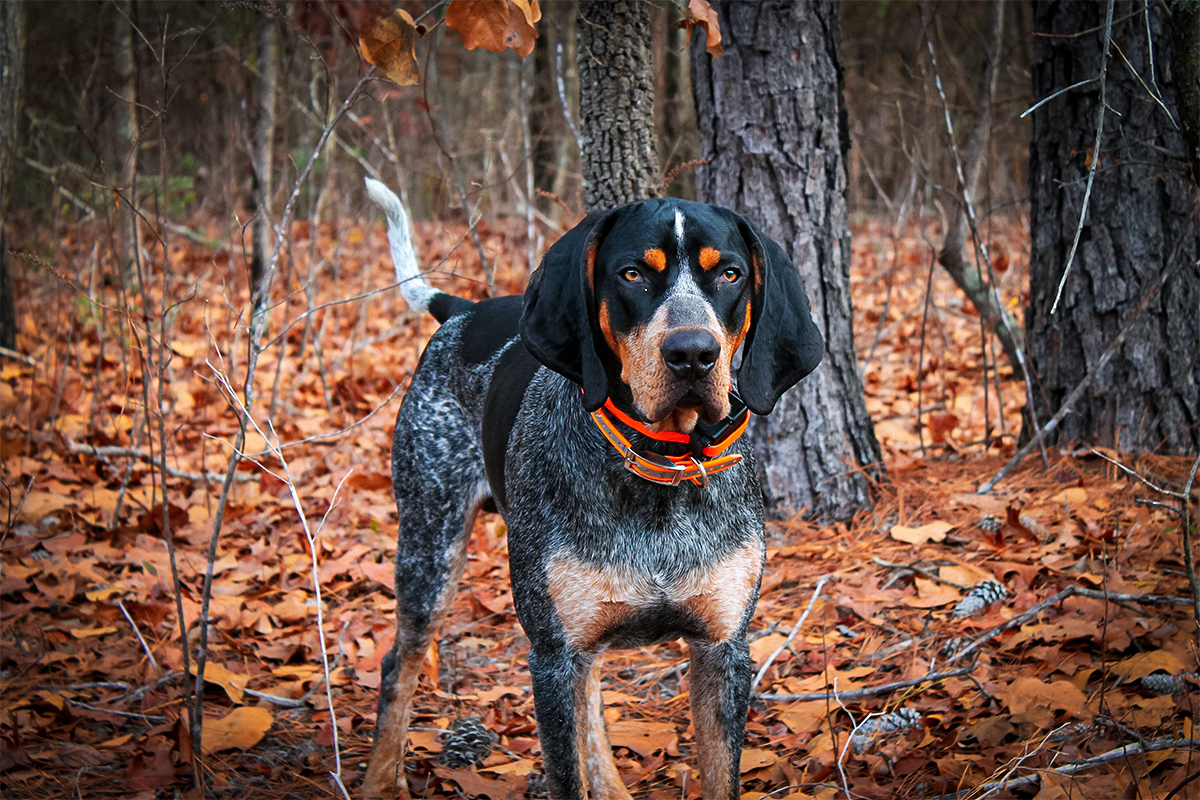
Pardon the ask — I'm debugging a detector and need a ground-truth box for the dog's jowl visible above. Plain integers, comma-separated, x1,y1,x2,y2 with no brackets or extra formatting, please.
362,179,822,800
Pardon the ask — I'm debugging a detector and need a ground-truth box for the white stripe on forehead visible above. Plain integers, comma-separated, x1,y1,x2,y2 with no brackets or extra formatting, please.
674,209,686,253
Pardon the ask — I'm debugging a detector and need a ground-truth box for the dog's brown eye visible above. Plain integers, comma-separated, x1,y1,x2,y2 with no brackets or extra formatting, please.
722,267,743,283
620,267,642,283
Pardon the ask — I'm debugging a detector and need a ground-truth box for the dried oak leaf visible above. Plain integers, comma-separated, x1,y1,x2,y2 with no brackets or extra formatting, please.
360,9,420,86
446,0,541,58
890,520,954,545
681,0,723,56
200,706,273,754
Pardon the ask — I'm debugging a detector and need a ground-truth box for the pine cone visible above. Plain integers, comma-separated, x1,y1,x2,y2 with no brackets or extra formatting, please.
953,579,1009,618
1140,672,1194,696
440,716,494,768
977,514,1002,532
851,707,921,752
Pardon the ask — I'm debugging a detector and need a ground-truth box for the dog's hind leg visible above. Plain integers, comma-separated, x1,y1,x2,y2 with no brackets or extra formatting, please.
363,414,487,799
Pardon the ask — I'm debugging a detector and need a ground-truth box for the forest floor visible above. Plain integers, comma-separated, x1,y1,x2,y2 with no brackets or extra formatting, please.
1,209,1197,800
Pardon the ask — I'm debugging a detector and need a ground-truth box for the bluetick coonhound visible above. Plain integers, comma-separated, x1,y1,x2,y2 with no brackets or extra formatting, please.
361,179,823,800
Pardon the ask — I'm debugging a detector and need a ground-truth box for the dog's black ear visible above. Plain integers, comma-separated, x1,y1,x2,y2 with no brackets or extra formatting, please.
521,209,617,411
732,215,824,415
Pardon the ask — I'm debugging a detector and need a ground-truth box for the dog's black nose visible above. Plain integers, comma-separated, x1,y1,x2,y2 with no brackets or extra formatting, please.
661,329,719,382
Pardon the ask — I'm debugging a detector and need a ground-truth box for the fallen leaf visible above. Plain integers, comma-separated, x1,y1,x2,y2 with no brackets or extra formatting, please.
1109,650,1189,682
480,758,536,776
740,747,777,773
902,577,960,608
200,706,273,754
607,720,679,757
434,764,528,799
190,661,251,704
890,520,954,544
70,625,118,638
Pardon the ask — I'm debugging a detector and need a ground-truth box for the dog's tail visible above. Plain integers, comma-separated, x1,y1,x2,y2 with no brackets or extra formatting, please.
365,177,471,322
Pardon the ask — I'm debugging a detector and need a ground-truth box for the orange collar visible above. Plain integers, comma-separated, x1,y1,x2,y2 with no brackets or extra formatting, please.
589,397,750,487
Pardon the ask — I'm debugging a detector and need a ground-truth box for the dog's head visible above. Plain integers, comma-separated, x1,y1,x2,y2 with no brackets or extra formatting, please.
521,199,823,431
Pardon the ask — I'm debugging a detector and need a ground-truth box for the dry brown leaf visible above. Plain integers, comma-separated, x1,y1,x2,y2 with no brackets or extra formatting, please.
200,706,273,754
996,676,1089,728
446,0,540,58
434,765,528,799
607,720,679,757
360,9,420,86
902,577,961,608
739,747,778,773
890,520,954,544
189,661,250,705
683,0,723,56
1108,649,1189,681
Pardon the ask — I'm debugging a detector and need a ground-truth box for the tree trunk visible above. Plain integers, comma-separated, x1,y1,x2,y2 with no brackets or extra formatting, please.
1172,0,1200,183
1028,0,1200,454
0,0,23,350
250,12,279,310
114,0,140,283
692,0,883,521
577,0,660,211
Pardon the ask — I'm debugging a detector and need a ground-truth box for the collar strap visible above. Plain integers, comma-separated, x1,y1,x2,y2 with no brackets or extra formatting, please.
589,398,750,488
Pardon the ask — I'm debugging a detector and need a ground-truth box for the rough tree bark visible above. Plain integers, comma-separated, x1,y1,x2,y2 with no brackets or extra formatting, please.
1173,0,1200,183
0,0,24,350
692,0,883,521
577,0,660,211
1029,0,1200,454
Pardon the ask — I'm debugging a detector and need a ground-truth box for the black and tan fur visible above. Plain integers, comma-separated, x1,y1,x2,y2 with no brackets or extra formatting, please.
361,181,823,800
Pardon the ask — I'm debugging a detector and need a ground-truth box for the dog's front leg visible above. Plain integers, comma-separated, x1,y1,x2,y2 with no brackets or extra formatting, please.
687,637,753,800
529,643,593,800
576,655,633,800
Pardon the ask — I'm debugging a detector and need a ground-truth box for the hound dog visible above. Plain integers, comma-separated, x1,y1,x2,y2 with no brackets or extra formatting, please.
361,179,823,800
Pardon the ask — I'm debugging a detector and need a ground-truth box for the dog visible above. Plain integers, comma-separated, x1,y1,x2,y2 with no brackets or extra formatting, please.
361,178,823,800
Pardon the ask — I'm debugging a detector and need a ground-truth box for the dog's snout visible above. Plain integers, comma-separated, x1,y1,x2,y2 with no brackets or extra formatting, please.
661,329,720,382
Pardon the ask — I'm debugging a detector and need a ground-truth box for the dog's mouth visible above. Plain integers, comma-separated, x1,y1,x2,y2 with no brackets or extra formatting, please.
643,382,730,433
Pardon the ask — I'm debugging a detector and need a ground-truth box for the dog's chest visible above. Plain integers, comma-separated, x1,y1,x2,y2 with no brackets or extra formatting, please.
542,539,763,648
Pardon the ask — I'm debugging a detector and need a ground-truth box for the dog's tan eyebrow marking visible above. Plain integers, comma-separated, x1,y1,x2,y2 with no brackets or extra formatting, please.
699,247,721,270
643,248,667,272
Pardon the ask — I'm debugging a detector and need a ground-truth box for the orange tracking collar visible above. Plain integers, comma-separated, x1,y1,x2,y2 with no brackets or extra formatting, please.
589,396,751,487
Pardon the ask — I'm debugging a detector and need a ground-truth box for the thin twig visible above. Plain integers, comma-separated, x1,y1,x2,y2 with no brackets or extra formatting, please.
63,697,167,723
925,737,1200,800
945,587,1076,664
755,663,975,703
1111,40,1178,128
751,574,834,691
118,600,161,674
0,346,38,366
190,72,371,764
945,583,1192,666
61,439,255,483
1021,77,1098,119
1090,449,1188,499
